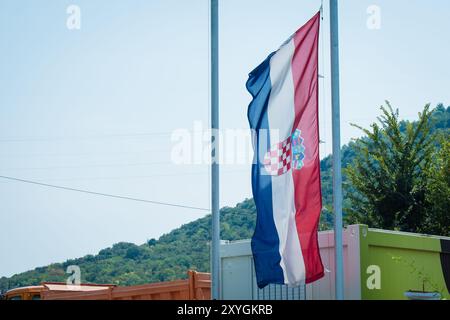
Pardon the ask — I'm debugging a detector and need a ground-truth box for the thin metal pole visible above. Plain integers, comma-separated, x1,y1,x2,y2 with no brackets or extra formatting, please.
210,0,221,300
329,0,344,300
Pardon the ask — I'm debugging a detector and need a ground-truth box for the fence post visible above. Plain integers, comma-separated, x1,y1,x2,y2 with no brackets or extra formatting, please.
188,270,195,300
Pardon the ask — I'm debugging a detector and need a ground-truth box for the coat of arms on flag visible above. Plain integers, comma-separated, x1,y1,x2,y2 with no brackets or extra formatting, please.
291,129,306,170
263,129,305,176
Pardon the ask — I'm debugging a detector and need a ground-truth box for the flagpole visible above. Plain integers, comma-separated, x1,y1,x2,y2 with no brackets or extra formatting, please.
329,0,345,300
210,0,221,300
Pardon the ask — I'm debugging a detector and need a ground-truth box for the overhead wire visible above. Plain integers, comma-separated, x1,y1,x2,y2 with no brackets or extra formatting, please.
0,175,210,212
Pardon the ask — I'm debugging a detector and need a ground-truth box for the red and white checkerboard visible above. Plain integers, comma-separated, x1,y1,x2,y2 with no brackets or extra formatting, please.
263,136,292,176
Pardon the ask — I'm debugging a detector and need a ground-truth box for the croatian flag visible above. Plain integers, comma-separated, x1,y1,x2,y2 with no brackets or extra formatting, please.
247,12,324,288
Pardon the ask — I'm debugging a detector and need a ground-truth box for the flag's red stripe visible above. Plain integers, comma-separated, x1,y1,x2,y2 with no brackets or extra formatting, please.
291,12,324,284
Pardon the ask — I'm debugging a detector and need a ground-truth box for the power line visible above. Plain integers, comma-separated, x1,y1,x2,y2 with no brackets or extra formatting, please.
0,129,207,143
0,131,173,142
0,169,248,182
0,175,210,212
2,161,172,171
0,148,172,158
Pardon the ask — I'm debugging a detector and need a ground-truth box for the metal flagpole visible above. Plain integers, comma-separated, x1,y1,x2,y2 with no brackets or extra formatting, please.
329,0,345,300
210,0,221,300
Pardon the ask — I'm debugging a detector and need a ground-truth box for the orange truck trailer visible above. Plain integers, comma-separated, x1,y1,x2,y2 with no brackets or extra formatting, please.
3,271,211,300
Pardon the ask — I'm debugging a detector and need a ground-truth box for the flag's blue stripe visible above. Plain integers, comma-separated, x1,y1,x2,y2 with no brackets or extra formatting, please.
247,53,285,288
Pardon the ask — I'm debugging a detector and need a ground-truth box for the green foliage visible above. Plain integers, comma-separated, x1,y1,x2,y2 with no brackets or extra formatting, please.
345,102,449,234
423,135,450,236
125,245,143,260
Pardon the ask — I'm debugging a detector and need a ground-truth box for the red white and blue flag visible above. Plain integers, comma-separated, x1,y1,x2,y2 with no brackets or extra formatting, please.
247,12,324,288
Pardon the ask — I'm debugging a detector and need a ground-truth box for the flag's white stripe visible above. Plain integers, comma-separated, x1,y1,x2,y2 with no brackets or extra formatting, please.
267,38,306,286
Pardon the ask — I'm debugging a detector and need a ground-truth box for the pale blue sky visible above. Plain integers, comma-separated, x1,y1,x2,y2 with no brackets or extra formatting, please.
1,0,449,277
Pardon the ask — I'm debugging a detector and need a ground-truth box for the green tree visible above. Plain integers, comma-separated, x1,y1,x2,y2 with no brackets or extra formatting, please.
125,246,142,260
345,102,435,232
423,135,450,236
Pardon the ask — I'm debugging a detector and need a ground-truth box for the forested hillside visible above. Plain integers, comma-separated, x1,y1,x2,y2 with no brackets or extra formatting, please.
1,104,448,292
